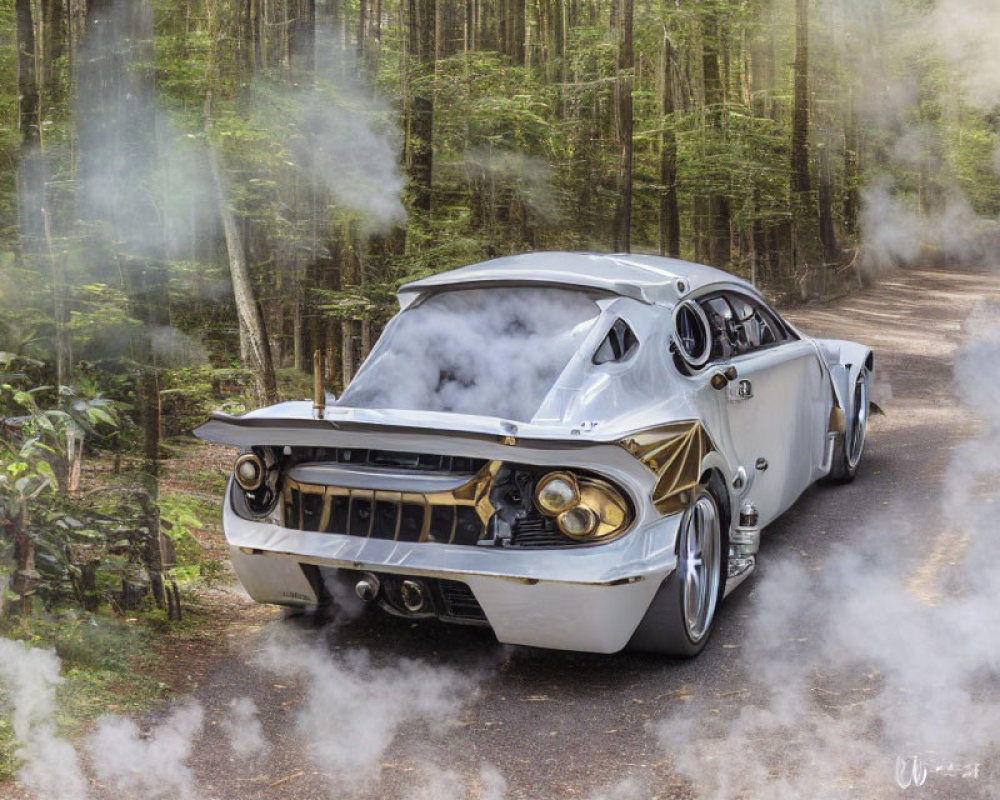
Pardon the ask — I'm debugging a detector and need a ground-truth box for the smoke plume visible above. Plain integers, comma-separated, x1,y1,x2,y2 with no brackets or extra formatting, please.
286,91,407,232
462,149,561,227
338,286,601,421
253,624,480,795
0,623,498,799
660,303,1000,795
88,700,205,799
856,1,1000,278
259,29,407,234
220,697,268,759
0,640,88,800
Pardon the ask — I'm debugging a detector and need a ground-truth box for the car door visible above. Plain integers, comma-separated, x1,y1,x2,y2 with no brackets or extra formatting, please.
701,292,831,524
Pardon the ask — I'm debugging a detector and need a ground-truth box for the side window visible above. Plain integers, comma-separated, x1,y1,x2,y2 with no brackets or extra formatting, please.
701,295,739,361
724,293,789,354
729,296,763,350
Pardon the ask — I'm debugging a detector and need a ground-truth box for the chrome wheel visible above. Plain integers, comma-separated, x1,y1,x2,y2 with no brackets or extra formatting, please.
847,372,869,470
679,492,722,643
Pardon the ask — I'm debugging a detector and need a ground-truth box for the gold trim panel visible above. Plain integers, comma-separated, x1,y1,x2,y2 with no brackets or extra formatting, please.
618,421,712,516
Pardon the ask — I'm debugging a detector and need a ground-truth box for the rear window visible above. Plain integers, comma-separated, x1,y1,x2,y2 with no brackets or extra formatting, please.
337,287,602,421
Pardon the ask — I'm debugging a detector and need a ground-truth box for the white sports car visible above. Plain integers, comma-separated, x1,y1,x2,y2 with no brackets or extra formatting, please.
196,252,873,656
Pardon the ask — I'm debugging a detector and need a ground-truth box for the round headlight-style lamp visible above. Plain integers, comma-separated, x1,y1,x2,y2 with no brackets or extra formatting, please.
557,505,599,539
535,472,581,515
234,452,265,492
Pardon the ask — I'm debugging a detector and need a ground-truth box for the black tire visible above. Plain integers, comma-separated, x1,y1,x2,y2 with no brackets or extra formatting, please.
828,368,870,484
628,478,728,657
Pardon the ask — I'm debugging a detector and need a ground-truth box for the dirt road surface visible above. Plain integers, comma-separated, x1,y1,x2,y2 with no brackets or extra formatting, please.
18,266,1000,799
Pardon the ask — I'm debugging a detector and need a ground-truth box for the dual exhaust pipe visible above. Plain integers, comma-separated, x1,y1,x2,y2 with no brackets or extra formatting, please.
354,572,427,613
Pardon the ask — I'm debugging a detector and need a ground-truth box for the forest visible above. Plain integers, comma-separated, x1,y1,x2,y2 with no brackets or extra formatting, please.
0,0,999,741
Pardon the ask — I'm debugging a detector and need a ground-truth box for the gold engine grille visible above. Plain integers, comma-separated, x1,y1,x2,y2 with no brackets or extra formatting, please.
282,461,501,546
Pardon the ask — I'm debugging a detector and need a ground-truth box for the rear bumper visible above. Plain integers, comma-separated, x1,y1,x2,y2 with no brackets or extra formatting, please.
223,485,679,653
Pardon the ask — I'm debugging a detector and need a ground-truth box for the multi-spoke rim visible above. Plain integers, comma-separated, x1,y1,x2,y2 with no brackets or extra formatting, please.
847,373,869,469
679,493,721,643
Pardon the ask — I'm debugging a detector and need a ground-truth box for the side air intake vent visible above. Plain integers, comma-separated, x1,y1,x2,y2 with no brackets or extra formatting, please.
593,318,638,365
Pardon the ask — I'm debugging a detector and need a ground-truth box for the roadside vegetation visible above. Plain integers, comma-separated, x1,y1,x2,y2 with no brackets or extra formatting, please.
0,364,258,781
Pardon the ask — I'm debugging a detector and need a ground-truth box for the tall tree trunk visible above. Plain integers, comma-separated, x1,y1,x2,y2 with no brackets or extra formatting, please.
206,145,280,406
289,0,316,78
659,32,679,258
701,8,730,268
251,0,263,67
39,0,67,97
790,0,821,283
339,222,362,387
205,0,279,405
10,512,35,615
16,0,45,252
817,143,839,264
791,0,810,196
358,0,368,64
611,0,633,252
843,88,859,237
42,210,71,388
21,0,69,385
406,0,436,216
752,0,776,119
510,0,525,63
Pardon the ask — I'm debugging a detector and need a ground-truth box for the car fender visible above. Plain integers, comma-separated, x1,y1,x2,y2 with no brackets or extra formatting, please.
813,338,874,418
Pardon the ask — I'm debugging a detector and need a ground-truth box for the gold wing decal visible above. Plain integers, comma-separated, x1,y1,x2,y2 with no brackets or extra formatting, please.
618,421,712,516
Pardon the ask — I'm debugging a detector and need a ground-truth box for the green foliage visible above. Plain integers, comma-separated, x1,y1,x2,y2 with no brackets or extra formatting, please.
158,364,254,436
948,120,1000,217
0,611,167,772
159,492,225,584
0,713,15,782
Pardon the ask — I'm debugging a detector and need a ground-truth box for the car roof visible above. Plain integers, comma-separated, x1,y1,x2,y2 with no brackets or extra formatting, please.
397,251,755,309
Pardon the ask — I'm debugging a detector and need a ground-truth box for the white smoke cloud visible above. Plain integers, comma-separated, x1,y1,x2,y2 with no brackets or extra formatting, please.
478,762,509,800
660,486,1000,795
220,697,268,759
0,623,505,800
401,761,509,800
271,29,407,234
0,640,88,800
890,126,938,171
87,699,205,799
463,149,561,226
0,639,206,800
853,1,1000,278
288,96,407,232
149,325,209,367
73,2,214,264
861,180,1000,276
858,176,923,275
253,624,481,795
924,0,1000,111
338,286,601,421
584,776,649,800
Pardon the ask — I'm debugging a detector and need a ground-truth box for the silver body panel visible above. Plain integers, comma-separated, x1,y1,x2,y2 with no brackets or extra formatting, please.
196,252,871,653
